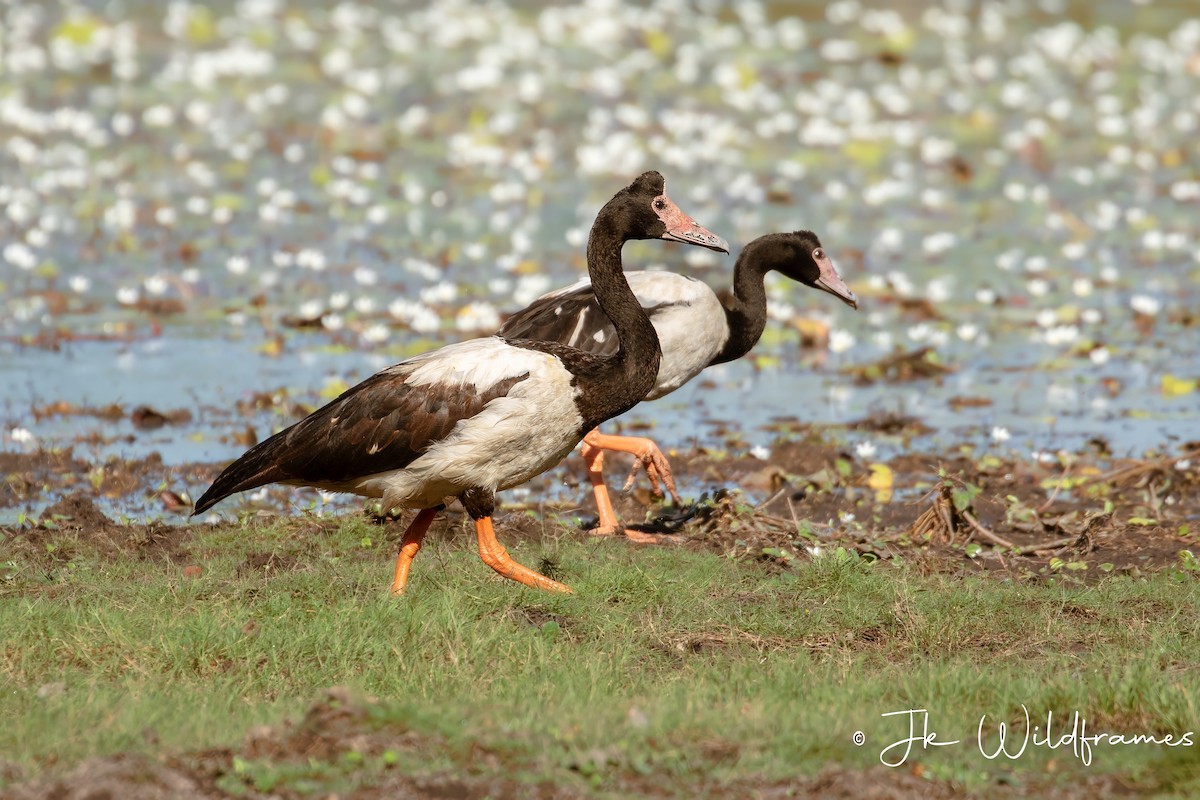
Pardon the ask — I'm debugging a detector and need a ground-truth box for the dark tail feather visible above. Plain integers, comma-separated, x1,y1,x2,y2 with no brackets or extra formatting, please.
192,433,291,516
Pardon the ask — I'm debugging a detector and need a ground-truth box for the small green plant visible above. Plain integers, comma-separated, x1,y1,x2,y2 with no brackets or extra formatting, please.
1178,550,1200,572
951,481,982,512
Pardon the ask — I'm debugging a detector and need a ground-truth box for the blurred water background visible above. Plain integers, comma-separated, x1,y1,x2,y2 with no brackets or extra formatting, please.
2,0,1199,513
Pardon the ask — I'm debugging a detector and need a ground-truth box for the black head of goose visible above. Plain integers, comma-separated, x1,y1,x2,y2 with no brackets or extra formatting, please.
498,229,857,539
712,230,857,365
192,171,729,594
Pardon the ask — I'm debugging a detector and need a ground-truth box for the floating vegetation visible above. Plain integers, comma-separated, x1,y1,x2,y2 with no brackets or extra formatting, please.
845,346,955,384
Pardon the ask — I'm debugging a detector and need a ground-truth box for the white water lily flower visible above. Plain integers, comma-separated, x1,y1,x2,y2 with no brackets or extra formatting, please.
922,232,957,255
289,297,319,319
409,307,440,333
926,278,952,302
1042,326,1079,346
1130,295,1161,316
419,281,456,305
112,113,135,136
9,427,35,445
829,329,856,353
295,250,325,271
3,242,37,270
456,301,501,332
361,323,389,344
887,270,915,296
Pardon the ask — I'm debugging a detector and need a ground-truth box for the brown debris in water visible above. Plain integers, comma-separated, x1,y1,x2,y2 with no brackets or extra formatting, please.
845,347,955,385
130,406,193,430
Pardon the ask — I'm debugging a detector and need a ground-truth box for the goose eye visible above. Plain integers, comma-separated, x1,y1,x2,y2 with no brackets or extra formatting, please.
813,248,823,259
653,199,666,210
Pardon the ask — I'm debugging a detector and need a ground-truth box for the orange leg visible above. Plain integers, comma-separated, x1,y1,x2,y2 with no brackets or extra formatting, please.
582,438,622,536
583,428,681,503
581,428,681,544
389,507,438,596
475,516,572,593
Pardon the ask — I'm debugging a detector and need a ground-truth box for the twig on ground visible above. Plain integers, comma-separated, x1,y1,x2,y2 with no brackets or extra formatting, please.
786,496,802,535
961,509,1015,549
756,486,789,511
1007,535,1080,556
1086,447,1200,487
1038,464,1072,512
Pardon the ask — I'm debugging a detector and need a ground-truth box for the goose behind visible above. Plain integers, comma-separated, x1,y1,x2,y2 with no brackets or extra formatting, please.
498,230,857,538
193,171,729,593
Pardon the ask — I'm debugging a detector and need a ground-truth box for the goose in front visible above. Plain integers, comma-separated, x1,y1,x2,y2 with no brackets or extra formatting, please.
192,171,729,593
498,230,857,540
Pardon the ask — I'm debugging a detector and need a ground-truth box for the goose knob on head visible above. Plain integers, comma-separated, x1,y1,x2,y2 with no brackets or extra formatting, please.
498,230,858,540
192,171,729,593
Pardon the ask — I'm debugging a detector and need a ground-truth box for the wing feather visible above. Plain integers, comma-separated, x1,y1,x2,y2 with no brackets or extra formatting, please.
499,275,693,358
193,363,528,513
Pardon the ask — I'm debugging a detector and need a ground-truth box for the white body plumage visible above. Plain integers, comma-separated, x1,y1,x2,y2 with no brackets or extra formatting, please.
302,338,583,510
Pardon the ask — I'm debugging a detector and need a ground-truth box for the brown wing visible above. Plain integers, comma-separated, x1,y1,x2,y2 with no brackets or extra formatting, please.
193,367,528,514
500,284,620,356
500,283,675,358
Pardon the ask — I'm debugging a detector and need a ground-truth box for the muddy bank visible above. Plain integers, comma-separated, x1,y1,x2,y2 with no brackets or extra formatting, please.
4,424,1197,578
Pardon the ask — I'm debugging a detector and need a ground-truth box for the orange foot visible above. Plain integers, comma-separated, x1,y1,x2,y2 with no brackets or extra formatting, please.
622,529,683,545
476,516,572,593
582,429,681,542
583,429,681,504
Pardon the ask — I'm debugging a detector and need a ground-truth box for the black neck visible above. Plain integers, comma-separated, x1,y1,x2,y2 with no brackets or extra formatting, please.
569,216,662,430
712,246,771,365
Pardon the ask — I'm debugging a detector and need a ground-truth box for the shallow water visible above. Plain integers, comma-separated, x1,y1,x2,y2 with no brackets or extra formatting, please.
2,0,1199,518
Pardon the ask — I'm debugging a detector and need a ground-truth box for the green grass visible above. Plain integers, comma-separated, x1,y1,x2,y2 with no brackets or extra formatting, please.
3,515,1200,797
